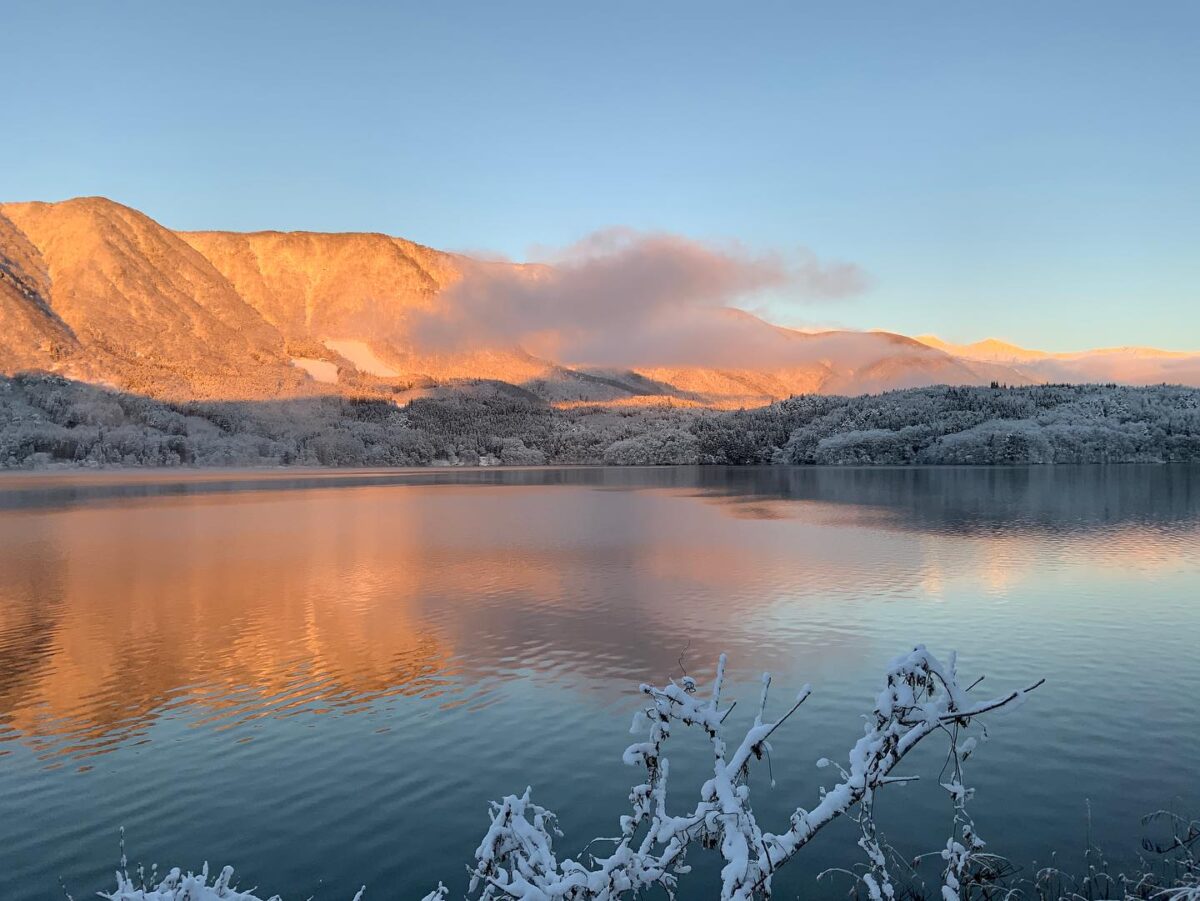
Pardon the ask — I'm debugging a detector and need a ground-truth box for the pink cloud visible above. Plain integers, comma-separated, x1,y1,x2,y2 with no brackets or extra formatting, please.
410,229,871,367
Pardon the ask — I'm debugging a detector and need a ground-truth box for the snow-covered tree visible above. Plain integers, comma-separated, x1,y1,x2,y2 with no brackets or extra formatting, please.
446,646,1042,900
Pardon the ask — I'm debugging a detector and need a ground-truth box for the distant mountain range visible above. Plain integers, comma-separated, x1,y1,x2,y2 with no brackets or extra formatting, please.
2,197,1197,408
912,335,1200,387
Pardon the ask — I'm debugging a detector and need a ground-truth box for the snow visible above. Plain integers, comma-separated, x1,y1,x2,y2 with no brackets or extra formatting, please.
6,375,1200,469
448,645,1040,900
101,863,363,901
291,357,339,384
324,340,400,378
87,649,1200,899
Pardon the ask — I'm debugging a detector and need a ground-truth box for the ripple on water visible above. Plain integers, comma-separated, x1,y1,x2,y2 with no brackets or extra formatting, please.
0,466,1197,901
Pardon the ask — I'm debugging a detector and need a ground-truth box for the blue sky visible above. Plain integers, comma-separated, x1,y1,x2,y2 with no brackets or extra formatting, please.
5,1,1198,350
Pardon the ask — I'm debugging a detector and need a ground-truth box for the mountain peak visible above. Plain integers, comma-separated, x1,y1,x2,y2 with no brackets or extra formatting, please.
3,199,1199,404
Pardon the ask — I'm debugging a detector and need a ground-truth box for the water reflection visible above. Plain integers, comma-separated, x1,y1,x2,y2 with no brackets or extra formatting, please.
5,463,1196,527
1,466,1196,762
687,464,1200,532
1,466,1198,901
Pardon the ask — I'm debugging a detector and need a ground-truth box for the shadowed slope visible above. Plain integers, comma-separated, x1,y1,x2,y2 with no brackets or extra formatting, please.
0,211,81,374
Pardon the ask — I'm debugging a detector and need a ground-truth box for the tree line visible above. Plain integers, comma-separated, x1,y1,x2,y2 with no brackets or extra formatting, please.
3,374,1199,469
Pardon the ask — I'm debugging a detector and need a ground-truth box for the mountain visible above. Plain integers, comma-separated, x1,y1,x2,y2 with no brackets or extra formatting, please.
0,197,1193,408
915,335,1200,387
0,198,307,398
0,211,79,372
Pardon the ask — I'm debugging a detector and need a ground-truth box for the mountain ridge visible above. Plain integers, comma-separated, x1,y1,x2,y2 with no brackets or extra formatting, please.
915,334,1200,385
2,196,1197,407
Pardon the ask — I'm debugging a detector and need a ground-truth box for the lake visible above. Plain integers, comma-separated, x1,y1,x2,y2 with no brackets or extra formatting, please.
1,466,1198,899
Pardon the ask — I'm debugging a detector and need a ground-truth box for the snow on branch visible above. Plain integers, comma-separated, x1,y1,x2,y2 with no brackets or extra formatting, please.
96,646,1040,901
452,645,1043,900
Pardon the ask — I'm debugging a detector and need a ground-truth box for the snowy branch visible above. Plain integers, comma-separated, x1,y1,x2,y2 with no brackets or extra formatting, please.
452,645,1042,900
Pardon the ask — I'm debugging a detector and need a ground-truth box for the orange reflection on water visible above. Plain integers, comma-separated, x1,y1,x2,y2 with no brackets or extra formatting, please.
0,489,465,758
1,467,1197,762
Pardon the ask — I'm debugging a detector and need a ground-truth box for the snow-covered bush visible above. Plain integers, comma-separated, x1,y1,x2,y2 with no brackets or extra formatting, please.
95,649,1200,900
922,419,1055,464
446,646,1042,900
811,427,924,464
775,384,1200,465
104,863,297,901
6,374,1200,468
602,427,700,465
497,437,547,466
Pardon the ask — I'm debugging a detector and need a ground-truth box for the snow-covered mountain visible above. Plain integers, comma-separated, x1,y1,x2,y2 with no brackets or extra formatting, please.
916,335,1200,387
2,197,1194,408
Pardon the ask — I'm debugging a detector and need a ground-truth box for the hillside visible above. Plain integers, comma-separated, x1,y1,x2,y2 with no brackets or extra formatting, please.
3,372,1198,469
2,197,1198,408
0,197,1028,406
916,334,1200,386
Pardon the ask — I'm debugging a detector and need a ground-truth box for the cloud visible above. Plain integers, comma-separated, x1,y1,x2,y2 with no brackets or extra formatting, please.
792,249,871,300
409,229,872,368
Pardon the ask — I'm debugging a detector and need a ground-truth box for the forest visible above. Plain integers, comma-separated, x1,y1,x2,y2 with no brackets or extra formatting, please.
3,373,1200,469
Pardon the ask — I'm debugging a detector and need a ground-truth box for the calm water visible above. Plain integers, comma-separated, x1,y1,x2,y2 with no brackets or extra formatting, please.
1,466,1198,899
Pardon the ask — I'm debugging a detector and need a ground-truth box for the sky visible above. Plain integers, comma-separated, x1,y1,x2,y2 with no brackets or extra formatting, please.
4,1,1198,351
